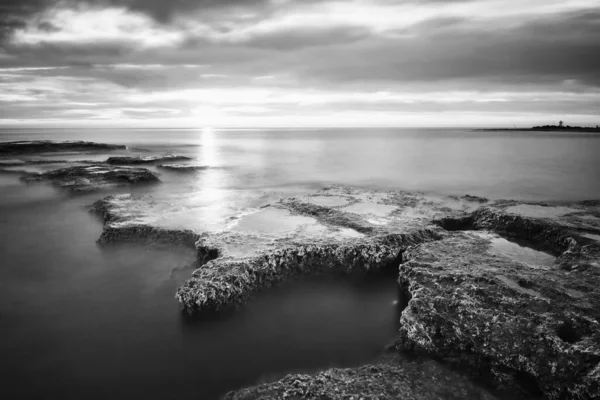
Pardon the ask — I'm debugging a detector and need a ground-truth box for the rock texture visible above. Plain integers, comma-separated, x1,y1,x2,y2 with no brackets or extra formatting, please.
0,159,26,166
106,155,191,165
396,203,600,399
89,187,600,400
92,187,484,315
156,164,209,172
91,195,199,248
224,356,499,400
22,165,159,193
0,140,125,154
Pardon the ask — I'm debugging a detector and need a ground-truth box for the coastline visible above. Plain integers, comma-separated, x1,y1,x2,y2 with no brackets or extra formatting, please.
2,140,599,400
476,127,600,133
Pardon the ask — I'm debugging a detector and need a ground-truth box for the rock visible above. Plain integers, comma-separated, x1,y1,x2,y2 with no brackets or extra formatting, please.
89,186,600,399
105,155,192,165
0,140,125,154
91,187,479,315
177,229,439,315
156,164,210,172
396,204,600,399
0,168,30,175
223,356,499,400
91,195,199,249
0,159,26,166
22,165,159,193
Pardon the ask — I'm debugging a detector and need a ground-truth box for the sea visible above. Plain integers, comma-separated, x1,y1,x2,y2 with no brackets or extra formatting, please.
1,127,599,399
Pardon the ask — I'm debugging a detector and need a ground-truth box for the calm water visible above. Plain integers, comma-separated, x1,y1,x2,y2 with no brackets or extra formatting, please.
1,127,599,399
2,127,600,201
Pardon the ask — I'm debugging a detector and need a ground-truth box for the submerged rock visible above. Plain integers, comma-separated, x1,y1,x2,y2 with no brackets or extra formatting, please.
22,165,159,193
0,140,125,154
156,164,210,172
224,356,499,400
106,155,191,165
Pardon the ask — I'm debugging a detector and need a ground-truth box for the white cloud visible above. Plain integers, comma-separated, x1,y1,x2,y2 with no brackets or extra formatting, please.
11,6,184,48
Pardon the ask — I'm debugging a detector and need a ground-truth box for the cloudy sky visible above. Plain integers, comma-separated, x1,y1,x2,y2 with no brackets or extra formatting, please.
0,0,599,127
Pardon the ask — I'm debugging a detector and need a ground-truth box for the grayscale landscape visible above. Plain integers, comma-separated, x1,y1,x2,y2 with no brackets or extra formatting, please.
1,1,599,400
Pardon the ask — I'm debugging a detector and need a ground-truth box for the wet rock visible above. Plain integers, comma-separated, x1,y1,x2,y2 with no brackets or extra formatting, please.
156,164,210,172
106,155,191,165
224,356,500,400
0,159,26,166
0,168,30,175
91,195,199,249
0,140,125,154
462,194,489,203
177,229,440,314
22,165,159,193
98,225,199,249
88,186,600,399
173,187,483,315
394,229,600,399
93,187,479,315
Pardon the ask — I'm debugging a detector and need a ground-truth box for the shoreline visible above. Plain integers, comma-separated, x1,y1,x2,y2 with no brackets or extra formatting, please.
95,185,600,400
2,140,600,399
476,127,600,133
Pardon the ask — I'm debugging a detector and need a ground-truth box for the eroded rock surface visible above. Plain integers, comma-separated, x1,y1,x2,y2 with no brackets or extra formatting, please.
397,202,600,399
224,356,499,400
22,165,159,193
90,187,600,399
92,186,484,314
91,194,200,248
157,164,210,172
106,155,191,165
0,140,125,154
0,159,26,166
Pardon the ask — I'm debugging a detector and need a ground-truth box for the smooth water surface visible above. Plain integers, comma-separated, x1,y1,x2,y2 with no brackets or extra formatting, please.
0,172,399,399
2,127,600,201
1,127,599,399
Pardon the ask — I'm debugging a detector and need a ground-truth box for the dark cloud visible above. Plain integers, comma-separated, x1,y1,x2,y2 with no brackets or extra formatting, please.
291,10,600,87
1,0,599,125
0,0,51,41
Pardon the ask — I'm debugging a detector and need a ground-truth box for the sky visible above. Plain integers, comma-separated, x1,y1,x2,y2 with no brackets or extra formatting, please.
0,0,599,128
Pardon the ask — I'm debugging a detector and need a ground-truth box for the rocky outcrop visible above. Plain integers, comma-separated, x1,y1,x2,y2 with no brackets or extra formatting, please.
22,165,159,193
88,187,600,399
106,155,191,165
156,164,209,172
174,187,486,315
91,195,199,249
176,230,440,315
98,225,199,249
397,205,600,399
0,159,26,166
0,140,125,154
224,356,499,400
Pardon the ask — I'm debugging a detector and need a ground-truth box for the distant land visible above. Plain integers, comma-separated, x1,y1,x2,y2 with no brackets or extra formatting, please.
480,124,600,133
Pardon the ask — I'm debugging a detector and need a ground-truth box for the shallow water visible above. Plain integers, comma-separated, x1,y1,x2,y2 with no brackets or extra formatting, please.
2,127,600,201
469,231,556,268
1,127,599,399
0,176,401,399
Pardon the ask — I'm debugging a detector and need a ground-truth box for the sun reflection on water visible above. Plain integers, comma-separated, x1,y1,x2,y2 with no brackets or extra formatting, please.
188,127,235,231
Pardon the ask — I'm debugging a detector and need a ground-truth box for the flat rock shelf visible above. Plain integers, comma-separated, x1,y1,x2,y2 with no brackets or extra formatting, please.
88,186,600,400
0,140,126,154
22,165,160,193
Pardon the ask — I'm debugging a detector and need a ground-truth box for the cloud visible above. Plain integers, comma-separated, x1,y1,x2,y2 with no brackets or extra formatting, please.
1,0,599,126
10,5,185,48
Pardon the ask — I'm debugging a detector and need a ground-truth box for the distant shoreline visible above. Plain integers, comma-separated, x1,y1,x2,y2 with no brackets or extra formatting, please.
478,125,600,133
